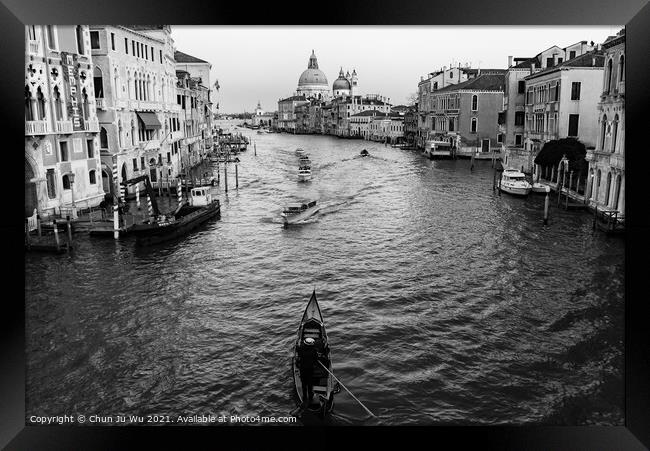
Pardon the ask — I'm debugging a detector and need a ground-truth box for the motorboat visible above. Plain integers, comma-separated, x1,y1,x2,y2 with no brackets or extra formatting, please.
531,182,549,194
298,155,311,165
296,148,306,155
281,200,319,225
499,169,532,196
360,149,369,157
298,165,312,182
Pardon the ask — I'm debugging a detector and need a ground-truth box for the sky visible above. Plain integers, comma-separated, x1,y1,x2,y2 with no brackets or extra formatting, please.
170,26,622,114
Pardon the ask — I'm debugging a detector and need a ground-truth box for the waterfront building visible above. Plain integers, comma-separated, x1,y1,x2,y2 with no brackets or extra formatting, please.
519,50,604,180
585,29,625,215
500,41,596,172
174,50,214,171
416,66,479,148
426,70,505,153
251,101,274,127
368,112,405,143
89,25,180,197
277,95,308,133
25,25,104,219
403,105,418,147
349,110,381,139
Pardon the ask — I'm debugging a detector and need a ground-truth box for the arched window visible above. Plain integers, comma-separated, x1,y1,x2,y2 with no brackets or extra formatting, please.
131,120,136,146
600,115,607,151
89,170,97,184
100,127,108,149
62,174,71,190
93,66,103,98
118,120,123,148
471,117,477,133
611,114,619,153
595,170,601,201
121,163,127,183
36,87,46,120
75,26,85,55
81,88,89,120
25,86,34,121
53,86,63,120
613,174,622,210
471,95,478,111
618,55,624,83
604,172,612,205
606,59,613,94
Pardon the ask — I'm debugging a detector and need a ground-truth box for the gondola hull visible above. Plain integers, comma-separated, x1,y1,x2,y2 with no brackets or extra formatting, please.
292,291,335,416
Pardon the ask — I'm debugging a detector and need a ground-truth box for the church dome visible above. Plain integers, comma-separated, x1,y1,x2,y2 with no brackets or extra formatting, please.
333,77,351,90
298,50,328,87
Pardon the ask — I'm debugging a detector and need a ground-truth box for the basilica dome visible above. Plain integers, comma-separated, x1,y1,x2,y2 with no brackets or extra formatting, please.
332,76,351,90
298,50,328,87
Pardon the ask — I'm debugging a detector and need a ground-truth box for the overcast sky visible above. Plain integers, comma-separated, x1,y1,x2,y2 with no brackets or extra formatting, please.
170,26,622,114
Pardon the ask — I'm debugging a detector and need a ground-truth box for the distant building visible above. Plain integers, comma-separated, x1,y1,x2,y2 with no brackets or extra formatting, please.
296,50,330,101
251,101,274,127
25,25,104,219
277,95,308,132
586,29,625,215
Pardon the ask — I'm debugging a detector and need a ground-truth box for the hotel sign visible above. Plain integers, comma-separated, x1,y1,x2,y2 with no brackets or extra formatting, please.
60,52,85,131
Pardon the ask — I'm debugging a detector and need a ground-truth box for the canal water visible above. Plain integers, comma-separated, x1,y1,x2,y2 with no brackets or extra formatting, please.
25,125,624,425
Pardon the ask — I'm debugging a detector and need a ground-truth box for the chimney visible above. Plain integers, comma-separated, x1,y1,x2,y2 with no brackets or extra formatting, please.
553,54,558,66
508,55,513,67
531,62,536,71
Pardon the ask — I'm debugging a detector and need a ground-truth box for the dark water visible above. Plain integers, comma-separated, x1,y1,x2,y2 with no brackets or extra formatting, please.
25,126,624,426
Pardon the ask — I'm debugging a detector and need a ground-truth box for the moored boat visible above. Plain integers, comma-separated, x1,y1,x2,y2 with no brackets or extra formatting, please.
281,200,319,225
499,169,532,196
130,187,220,245
531,182,549,194
292,290,338,417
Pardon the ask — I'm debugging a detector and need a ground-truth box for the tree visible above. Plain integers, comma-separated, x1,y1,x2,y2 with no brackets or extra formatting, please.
406,92,418,106
534,138,588,173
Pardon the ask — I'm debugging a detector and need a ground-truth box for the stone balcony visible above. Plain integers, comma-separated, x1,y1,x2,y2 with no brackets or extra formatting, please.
55,120,73,134
95,98,106,110
83,119,99,133
610,153,624,170
25,120,49,135
28,39,41,55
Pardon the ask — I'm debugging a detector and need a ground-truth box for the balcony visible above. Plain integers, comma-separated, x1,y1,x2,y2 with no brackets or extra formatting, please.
610,153,624,170
28,39,41,55
55,120,73,134
130,100,160,111
139,139,161,150
95,98,106,110
25,120,49,135
83,119,99,133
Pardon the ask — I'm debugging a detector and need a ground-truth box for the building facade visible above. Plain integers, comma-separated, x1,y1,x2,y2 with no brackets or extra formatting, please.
586,29,625,215
89,25,181,198
25,25,104,219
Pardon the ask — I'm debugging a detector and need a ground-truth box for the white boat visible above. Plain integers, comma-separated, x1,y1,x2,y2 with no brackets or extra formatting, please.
296,148,306,155
499,169,532,196
281,200,319,225
298,165,312,182
531,182,549,194
298,156,311,165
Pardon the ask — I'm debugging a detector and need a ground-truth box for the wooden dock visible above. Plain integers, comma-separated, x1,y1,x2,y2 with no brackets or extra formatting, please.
25,218,72,253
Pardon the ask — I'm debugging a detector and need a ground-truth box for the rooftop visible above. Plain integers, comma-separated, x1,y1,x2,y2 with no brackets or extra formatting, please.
434,73,505,93
526,50,605,80
174,50,210,64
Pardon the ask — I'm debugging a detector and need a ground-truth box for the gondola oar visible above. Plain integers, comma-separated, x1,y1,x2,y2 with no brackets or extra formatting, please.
317,361,376,418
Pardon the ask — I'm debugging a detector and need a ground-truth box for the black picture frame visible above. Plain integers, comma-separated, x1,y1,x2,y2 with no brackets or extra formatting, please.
5,0,650,448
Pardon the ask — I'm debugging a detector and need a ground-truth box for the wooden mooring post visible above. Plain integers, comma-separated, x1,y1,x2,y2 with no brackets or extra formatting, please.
224,163,228,193
53,220,60,249
66,216,73,245
235,163,239,189
25,219,31,249
37,214,42,236
543,186,550,225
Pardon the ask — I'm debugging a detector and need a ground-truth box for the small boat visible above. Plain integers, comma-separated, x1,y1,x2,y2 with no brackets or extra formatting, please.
298,165,312,182
531,182,549,194
130,187,220,245
281,200,319,225
360,149,369,157
298,155,311,165
296,148,306,155
499,169,532,196
292,290,338,417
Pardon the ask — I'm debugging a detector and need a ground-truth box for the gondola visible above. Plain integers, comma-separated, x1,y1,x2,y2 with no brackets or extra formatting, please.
292,290,338,418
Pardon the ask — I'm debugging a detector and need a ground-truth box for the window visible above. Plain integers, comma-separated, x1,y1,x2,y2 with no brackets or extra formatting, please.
75,26,85,54
167,152,171,163
28,25,36,40
518,80,525,94
471,95,478,111
569,50,576,59
151,47,154,61
89,170,97,184
87,139,94,158
46,26,56,50
554,82,560,101
606,59,613,93
46,169,56,199
62,174,71,190
100,127,108,149
568,114,579,137
497,134,503,143
600,115,607,150
159,50,162,63
449,72,453,78
53,86,63,120
471,117,477,133
111,33,115,50
132,41,136,56
144,45,148,59
132,158,138,171
571,82,581,100
60,141,69,161
557,58,563,64
546,57,554,67
515,111,525,126
515,134,522,146
140,157,145,169
619,55,625,82
125,38,128,54
90,31,100,49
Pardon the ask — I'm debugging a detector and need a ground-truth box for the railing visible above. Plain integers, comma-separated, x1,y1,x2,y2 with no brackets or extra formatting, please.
83,119,99,133
25,120,49,135
95,98,106,110
56,120,73,133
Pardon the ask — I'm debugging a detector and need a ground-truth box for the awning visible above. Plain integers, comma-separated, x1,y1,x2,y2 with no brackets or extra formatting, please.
136,112,162,129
